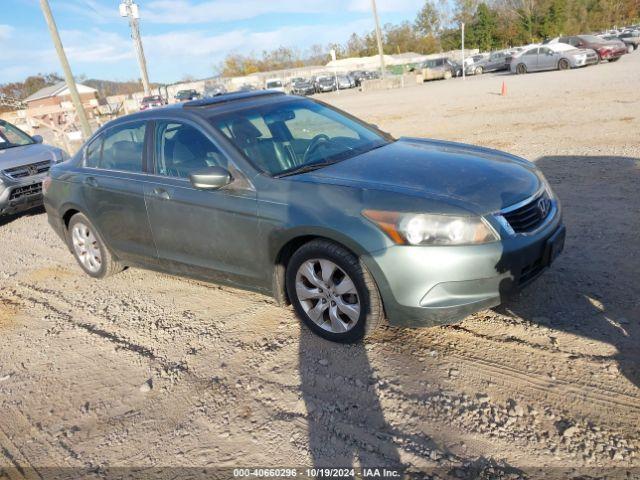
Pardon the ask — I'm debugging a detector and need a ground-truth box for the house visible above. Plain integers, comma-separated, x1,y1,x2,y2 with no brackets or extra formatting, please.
24,82,99,128
25,81,98,109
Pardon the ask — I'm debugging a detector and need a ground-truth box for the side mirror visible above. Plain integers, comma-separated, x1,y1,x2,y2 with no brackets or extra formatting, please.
32,135,44,144
189,166,232,190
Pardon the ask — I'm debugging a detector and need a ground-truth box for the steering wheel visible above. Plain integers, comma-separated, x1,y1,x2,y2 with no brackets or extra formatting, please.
302,134,331,164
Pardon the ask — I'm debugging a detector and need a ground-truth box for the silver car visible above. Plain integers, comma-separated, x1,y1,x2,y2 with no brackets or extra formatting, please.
0,120,68,217
511,43,598,74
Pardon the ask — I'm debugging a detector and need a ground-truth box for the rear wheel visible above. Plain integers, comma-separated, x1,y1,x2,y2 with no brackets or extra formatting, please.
286,240,384,343
67,213,122,279
516,63,527,74
558,58,570,70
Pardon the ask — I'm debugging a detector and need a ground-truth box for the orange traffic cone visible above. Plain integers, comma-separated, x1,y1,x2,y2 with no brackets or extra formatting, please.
501,81,507,96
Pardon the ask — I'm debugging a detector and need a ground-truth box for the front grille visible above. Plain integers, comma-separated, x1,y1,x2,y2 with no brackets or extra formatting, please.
503,191,551,233
10,182,43,200
3,160,51,179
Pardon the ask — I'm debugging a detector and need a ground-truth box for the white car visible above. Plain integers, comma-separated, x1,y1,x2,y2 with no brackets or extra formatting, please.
265,79,285,92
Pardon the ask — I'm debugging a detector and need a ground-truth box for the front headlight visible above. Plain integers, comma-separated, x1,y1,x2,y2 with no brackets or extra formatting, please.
362,210,499,246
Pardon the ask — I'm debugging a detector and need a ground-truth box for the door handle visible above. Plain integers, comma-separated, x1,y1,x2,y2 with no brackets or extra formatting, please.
84,177,98,187
153,187,170,200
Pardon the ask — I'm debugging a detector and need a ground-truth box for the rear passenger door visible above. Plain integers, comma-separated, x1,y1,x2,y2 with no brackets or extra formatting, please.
81,121,157,264
537,47,557,70
143,120,262,287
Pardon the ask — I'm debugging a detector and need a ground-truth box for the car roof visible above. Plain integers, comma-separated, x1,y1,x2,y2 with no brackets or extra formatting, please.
98,90,289,130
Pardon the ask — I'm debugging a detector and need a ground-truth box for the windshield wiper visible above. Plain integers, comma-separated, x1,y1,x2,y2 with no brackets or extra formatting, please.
275,160,338,178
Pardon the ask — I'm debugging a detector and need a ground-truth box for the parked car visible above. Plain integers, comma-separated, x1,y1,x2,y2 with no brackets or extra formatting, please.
336,75,353,90
265,79,285,92
315,76,337,93
290,79,315,96
139,95,166,111
175,89,200,102
204,84,227,97
468,50,512,75
617,31,640,52
420,57,461,81
0,119,68,217
546,35,627,61
348,71,366,86
43,91,564,343
510,43,599,74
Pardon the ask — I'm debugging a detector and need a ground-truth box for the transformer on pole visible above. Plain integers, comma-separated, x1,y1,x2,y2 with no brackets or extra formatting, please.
120,1,151,95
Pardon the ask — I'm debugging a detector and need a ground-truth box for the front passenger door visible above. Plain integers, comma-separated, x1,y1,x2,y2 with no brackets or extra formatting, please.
143,121,263,288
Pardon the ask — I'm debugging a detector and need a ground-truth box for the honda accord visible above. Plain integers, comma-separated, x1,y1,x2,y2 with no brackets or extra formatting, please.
43,91,565,342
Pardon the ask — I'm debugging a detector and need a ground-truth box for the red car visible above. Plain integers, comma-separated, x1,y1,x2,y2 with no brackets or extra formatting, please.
553,35,627,61
139,95,166,111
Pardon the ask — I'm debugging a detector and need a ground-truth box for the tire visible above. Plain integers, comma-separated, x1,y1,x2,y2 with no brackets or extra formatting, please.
558,58,570,70
627,44,634,54
443,70,452,80
475,66,483,75
609,57,621,62
285,239,384,343
516,63,527,75
67,213,122,279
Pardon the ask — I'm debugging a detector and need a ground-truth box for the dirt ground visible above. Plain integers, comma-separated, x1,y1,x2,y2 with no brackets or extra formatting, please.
1,52,639,479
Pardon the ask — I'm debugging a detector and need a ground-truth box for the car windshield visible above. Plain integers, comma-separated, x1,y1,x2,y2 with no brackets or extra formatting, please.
266,81,282,88
210,98,392,176
0,120,35,150
143,96,161,102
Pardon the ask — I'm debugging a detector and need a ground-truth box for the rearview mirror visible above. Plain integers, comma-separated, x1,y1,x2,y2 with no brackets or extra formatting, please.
189,166,232,190
32,135,43,144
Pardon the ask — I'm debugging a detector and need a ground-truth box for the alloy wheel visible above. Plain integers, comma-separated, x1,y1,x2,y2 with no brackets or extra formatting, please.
71,222,102,273
295,259,360,333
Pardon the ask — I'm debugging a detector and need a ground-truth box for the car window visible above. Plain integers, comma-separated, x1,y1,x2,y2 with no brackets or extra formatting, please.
539,47,551,54
84,134,103,168
99,122,146,172
154,121,227,179
524,48,538,56
0,120,35,148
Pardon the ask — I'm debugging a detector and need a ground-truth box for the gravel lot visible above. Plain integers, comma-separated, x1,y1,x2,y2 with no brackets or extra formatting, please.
1,53,639,479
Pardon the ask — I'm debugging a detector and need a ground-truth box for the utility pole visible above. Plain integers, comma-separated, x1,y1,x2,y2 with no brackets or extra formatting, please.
120,1,151,95
39,0,92,140
461,22,465,81
370,0,386,78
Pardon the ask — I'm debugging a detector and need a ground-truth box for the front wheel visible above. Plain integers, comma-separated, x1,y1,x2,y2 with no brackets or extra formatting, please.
627,44,634,54
558,58,570,70
67,213,122,279
286,240,384,343
516,63,527,74
475,66,483,75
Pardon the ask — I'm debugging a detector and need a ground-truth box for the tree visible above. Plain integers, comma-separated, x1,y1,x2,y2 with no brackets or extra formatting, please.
469,3,499,51
415,0,441,36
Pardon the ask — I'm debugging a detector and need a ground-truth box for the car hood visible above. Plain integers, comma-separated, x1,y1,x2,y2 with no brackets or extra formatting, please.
0,143,62,171
299,138,541,215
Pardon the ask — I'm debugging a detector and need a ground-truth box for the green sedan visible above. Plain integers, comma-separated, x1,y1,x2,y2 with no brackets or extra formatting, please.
43,91,565,342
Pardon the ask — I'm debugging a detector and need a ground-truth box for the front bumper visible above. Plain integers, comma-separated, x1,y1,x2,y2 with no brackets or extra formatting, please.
363,205,564,327
0,176,46,216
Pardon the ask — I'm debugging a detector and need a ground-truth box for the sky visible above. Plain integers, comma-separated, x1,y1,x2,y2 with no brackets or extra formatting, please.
1,0,426,85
